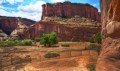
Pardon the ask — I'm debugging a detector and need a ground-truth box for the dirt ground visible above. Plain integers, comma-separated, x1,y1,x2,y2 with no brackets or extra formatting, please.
0,42,98,71
11,56,92,71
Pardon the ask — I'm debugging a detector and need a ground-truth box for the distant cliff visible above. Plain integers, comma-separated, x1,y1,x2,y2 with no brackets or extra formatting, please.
0,16,35,35
20,21,101,42
42,2,101,22
13,2,101,42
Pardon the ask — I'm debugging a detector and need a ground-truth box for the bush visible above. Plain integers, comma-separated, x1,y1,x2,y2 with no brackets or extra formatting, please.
40,32,58,47
61,42,70,47
44,52,60,58
34,37,41,42
96,33,101,44
0,39,33,47
86,64,96,71
89,37,94,43
86,43,101,54
0,41,15,47
0,30,2,33
20,39,33,46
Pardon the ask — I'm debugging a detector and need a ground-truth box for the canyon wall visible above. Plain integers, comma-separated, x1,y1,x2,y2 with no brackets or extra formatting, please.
20,21,100,42
42,2,101,22
0,16,35,35
96,0,120,71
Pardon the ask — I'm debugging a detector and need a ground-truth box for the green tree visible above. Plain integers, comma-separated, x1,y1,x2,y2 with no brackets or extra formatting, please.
40,32,58,47
96,33,101,44
89,37,94,43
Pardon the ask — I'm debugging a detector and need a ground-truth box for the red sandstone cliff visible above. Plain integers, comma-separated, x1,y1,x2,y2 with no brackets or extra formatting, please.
42,2,101,22
0,16,35,35
20,21,100,41
17,2,101,41
96,0,120,71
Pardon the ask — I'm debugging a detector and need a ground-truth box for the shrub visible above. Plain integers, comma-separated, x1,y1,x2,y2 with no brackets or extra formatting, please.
0,41,15,47
40,32,58,47
61,42,70,47
44,52,60,58
0,39,33,47
0,30,2,33
96,33,101,44
89,37,94,43
86,43,101,54
20,39,33,46
86,64,96,71
3,37,18,41
34,37,41,42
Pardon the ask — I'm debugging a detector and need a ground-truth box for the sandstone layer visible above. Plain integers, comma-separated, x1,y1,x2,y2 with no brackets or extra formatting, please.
10,19,28,37
42,2,101,22
20,21,100,42
96,0,120,71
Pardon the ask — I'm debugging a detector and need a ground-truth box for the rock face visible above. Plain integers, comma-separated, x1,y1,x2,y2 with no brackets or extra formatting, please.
96,0,120,71
20,21,100,41
42,2,101,22
10,19,28,37
18,2,101,42
0,29,7,41
0,16,35,35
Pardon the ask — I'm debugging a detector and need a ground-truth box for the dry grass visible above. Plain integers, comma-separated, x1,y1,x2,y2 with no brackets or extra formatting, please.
42,16,101,28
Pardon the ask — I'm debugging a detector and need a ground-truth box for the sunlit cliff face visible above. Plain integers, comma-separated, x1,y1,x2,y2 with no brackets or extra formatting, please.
0,0,100,21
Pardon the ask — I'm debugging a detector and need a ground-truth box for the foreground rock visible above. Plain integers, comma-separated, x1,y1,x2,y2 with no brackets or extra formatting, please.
0,16,35,35
96,0,120,71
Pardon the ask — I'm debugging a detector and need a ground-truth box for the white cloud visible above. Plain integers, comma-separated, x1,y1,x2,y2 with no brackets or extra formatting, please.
0,9,11,16
11,10,42,21
50,0,66,3
0,0,45,21
0,0,24,4
16,1,46,21
18,1,45,13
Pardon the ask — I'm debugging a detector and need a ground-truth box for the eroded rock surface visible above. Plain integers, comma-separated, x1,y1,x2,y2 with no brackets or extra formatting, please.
0,16,35,35
19,2,101,41
10,19,28,37
20,21,100,42
42,2,101,22
96,0,120,71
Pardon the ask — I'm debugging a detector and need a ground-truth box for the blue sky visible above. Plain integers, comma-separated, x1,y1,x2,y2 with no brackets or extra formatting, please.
0,0,100,21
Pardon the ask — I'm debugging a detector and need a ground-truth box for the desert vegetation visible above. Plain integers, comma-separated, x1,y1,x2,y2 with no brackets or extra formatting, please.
0,37,33,47
44,52,60,58
40,32,58,47
86,64,96,71
89,32,101,44
0,32,101,71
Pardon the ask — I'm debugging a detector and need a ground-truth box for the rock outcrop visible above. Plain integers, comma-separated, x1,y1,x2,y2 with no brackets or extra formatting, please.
10,19,28,37
17,2,101,42
42,16,101,28
96,0,120,71
0,29,7,41
20,21,100,42
0,16,35,35
42,2,101,22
